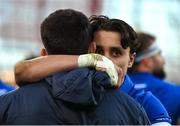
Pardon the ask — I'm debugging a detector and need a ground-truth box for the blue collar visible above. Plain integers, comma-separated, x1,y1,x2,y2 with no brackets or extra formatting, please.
120,75,134,93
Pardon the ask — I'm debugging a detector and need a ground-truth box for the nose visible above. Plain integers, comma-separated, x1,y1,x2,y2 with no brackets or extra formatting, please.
104,52,111,59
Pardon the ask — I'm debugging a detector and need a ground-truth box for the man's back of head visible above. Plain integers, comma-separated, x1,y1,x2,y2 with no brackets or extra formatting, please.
41,9,92,55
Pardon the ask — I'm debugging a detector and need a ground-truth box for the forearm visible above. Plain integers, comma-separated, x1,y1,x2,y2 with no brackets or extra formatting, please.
15,53,120,88
15,55,79,85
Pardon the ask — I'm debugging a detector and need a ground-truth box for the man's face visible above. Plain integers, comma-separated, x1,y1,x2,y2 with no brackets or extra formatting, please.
93,30,134,81
150,51,166,79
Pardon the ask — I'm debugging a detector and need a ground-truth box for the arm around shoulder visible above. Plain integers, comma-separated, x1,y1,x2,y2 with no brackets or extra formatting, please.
14,55,79,86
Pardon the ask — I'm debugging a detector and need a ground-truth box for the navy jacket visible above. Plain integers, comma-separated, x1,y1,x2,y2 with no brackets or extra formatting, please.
0,68,150,125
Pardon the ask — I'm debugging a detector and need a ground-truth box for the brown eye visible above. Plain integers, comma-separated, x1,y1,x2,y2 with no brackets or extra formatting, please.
111,48,121,57
96,45,104,55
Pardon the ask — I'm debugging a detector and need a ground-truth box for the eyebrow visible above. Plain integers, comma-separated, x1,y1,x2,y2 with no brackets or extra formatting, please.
111,47,121,51
96,45,122,50
96,44,121,48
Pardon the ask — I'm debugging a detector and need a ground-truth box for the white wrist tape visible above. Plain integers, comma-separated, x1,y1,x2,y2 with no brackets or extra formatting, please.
78,54,101,67
97,56,118,87
78,54,118,87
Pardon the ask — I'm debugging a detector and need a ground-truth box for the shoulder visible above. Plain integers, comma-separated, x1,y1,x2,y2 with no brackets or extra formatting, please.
0,89,17,102
0,89,17,120
0,80,15,94
0,81,50,109
0,81,49,102
163,80,180,91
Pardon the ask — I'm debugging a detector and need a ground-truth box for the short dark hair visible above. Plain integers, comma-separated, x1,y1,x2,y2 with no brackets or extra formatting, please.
89,15,140,54
41,9,92,55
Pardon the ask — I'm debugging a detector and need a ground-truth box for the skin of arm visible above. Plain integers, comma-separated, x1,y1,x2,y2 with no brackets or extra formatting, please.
15,54,122,87
15,55,79,85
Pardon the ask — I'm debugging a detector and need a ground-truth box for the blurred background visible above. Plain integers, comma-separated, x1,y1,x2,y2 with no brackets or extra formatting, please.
0,0,180,86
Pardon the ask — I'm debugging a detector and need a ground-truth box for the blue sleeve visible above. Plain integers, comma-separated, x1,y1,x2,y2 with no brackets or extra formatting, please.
169,85,180,124
121,75,171,124
131,89,172,124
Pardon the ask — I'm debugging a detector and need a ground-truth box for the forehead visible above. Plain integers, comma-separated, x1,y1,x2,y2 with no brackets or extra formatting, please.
93,30,121,47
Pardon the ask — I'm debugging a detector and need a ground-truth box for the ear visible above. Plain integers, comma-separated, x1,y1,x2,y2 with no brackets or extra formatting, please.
88,42,96,53
128,53,135,68
41,48,48,56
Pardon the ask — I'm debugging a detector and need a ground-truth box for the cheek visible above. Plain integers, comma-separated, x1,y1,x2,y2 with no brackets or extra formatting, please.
159,57,165,65
154,57,164,68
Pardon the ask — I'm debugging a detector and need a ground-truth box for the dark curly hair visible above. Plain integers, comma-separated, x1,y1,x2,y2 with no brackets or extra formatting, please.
89,15,140,54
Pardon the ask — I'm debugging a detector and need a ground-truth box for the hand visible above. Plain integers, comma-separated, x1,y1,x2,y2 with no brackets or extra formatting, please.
98,64,124,87
78,53,120,87
78,53,102,67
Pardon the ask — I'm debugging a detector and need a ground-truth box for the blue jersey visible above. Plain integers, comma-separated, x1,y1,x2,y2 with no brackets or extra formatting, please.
120,75,171,124
128,72,180,124
0,80,15,96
